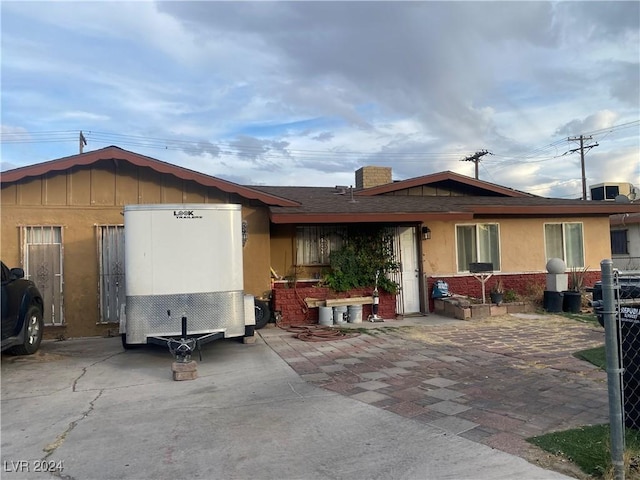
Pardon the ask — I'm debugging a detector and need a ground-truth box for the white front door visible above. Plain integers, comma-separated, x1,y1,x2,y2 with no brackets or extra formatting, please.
398,226,420,314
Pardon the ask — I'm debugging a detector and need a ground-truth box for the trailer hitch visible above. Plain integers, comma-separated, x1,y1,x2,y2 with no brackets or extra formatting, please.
166,312,198,363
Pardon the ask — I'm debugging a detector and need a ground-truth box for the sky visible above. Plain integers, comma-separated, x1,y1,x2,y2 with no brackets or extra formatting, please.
1,1,639,199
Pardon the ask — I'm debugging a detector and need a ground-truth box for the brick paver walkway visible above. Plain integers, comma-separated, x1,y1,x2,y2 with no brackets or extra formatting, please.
259,314,607,472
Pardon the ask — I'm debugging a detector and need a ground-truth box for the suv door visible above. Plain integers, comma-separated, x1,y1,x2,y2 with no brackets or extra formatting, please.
1,262,20,340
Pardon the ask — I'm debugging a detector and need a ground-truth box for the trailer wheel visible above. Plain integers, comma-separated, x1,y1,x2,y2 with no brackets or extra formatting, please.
254,300,271,330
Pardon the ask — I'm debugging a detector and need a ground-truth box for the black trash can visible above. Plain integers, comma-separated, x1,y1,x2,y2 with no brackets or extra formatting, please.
620,306,640,429
596,297,640,429
543,290,563,313
563,291,582,313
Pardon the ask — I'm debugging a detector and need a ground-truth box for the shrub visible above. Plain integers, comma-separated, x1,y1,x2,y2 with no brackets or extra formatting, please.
504,289,518,303
323,226,399,293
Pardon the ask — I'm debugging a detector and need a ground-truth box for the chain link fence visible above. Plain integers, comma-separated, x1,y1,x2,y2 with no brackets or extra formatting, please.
594,260,640,480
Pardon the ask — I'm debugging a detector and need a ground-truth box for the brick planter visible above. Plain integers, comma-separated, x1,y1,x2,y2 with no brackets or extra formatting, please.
434,296,535,320
427,272,600,312
271,280,396,326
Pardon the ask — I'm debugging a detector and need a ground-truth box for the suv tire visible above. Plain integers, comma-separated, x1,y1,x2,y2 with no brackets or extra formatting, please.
10,304,43,355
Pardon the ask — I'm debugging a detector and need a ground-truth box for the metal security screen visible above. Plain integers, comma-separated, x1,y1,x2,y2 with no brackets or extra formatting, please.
98,225,125,324
23,226,64,325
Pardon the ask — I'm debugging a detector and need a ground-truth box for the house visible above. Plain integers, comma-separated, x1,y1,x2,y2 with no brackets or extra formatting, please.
2,147,639,336
586,182,640,271
610,213,640,271
0,146,297,337
256,166,640,321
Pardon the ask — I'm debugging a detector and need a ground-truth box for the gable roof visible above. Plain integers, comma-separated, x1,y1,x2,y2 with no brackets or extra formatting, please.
355,170,534,197
0,146,299,207
254,185,640,224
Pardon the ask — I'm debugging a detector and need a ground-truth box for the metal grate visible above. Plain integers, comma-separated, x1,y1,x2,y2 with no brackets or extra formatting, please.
23,226,64,325
97,225,125,324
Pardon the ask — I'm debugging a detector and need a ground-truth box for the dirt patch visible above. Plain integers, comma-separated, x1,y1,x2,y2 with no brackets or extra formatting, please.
525,448,593,480
2,350,69,363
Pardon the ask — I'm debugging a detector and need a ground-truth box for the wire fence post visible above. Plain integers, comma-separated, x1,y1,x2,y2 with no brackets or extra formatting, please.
602,259,625,480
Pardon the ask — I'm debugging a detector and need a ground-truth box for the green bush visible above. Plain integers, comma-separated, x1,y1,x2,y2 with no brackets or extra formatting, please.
504,289,517,303
323,227,399,293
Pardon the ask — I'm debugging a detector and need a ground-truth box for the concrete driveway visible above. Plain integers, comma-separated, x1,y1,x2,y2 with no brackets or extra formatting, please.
1,318,584,480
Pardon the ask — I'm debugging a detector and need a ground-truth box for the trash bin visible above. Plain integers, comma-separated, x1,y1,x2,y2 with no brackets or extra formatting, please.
333,306,348,325
620,305,640,429
562,291,582,313
347,305,363,323
543,290,563,312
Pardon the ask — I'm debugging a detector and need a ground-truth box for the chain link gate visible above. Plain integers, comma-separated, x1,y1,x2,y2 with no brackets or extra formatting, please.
596,260,640,480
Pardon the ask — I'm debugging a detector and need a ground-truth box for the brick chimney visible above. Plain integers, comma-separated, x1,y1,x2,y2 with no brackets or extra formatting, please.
355,166,392,189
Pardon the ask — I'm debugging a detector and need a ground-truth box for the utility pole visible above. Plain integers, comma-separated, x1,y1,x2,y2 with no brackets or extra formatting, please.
79,131,87,154
567,135,598,200
461,150,490,179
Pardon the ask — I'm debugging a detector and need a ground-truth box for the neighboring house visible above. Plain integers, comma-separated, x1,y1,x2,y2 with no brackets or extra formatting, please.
610,212,640,271
588,182,640,272
2,148,639,336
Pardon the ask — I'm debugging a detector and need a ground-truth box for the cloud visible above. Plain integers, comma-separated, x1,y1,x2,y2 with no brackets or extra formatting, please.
311,132,334,142
176,141,221,158
1,1,638,197
555,111,620,137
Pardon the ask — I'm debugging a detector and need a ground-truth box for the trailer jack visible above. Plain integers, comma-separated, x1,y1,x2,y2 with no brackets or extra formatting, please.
149,311,224,363
167,315,197,363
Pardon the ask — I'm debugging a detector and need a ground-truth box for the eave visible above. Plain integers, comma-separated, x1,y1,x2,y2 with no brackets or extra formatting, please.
1,146,300,207
269,211,474,224
471,204,640,216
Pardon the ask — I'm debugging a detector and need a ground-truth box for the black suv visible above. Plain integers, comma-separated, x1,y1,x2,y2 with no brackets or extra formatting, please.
1,261,44,355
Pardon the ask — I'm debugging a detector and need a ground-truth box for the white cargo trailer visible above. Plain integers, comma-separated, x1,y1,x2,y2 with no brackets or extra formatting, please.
120,204,256,350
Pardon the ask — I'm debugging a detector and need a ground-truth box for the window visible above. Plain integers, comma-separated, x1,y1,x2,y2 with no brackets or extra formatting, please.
296,226,346,265
611,230,629,255
456,224,500,272
544,222,584,268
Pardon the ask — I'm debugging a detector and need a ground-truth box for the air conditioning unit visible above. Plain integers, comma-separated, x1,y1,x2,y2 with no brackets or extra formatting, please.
590,182,635,201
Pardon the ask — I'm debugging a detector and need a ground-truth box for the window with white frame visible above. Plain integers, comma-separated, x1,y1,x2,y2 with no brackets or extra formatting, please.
544,222,584,268
296,226,346,265
456,223,501,272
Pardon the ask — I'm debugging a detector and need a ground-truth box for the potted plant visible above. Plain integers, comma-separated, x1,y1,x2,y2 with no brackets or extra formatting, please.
490,279,505,305
563,266,588,313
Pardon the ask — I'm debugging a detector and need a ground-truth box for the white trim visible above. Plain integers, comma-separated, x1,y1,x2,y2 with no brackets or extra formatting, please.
454,222,502,273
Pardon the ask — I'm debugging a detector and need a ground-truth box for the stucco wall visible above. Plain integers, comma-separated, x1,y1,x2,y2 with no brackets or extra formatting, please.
421,216,611,275
1,161,272,337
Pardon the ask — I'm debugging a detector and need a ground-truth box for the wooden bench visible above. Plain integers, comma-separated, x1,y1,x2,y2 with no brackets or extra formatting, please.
304,296,374,308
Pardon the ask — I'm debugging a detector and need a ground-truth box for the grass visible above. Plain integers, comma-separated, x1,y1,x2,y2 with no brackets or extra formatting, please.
574,345,606,370
528,424,640,478
555,335,639,478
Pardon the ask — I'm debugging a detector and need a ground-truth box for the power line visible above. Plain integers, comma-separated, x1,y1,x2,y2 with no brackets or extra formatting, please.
1,119,637,168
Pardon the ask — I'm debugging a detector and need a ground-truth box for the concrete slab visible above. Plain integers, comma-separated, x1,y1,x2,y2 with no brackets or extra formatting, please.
1,334,571,480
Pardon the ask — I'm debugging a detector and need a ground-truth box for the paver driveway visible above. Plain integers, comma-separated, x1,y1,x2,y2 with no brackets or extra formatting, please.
260,313,608,477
